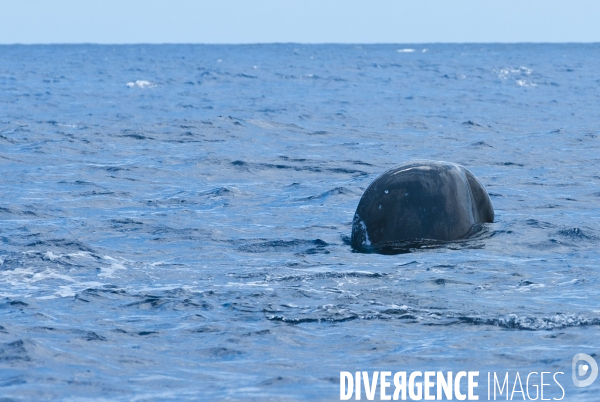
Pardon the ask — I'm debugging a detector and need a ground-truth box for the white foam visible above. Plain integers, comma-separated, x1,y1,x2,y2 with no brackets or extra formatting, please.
515,282,546,292
1,267,75,284
44,251,60,261
398,48,416,53
497,66,533,79
98,255,127,278
516,79,537,87
126,80,155,89
0,250,117,298
520,66,533,74
495,66,537,87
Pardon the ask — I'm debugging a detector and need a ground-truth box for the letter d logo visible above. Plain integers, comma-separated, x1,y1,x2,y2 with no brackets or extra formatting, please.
572,353,598,387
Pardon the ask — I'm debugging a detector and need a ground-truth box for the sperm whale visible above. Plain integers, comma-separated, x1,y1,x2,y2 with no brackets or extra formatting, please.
350,161,494,253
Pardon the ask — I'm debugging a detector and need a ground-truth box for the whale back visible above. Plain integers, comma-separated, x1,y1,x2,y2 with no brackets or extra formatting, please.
461,166,494,224
351,161,493,252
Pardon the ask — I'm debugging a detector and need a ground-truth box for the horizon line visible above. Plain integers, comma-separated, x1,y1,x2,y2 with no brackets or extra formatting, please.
2,41,600,46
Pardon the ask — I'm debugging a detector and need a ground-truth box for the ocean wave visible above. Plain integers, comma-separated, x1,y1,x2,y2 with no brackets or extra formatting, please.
237,239,329,254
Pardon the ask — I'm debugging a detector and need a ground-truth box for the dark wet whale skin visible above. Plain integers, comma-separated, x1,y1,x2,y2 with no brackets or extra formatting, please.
351,161,494,252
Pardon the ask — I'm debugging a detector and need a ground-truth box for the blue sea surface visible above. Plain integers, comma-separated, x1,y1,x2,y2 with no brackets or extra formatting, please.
1,44,600,400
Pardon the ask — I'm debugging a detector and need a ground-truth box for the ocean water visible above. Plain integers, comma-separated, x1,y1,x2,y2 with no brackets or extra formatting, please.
0,44,599,400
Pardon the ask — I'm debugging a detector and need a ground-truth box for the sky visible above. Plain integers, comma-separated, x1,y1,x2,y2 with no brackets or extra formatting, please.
1,0,599,44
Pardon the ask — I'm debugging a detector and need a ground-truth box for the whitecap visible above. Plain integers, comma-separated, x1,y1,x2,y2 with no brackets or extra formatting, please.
98,255,127,278
496,66,533,80
516,79,537,87
126,80,155,89
43,251,60,261
397,48,416,53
